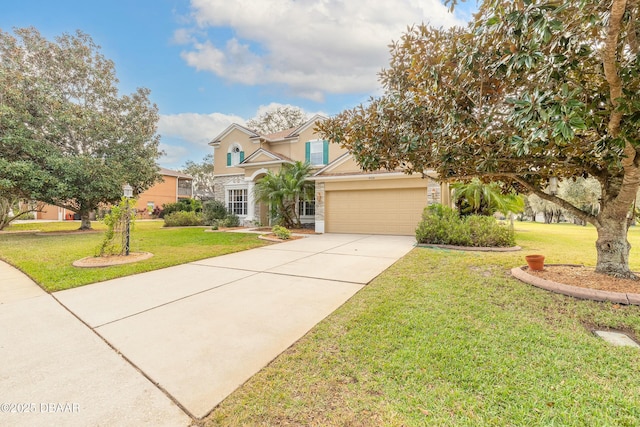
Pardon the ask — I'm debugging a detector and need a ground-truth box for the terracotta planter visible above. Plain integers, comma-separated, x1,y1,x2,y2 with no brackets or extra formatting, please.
525,254,545,271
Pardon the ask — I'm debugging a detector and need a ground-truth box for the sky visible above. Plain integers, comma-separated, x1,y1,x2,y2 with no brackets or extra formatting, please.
2,0,477,170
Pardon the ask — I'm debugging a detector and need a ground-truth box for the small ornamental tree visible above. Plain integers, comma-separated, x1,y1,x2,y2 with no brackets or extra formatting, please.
98,198,135,256
319,0,640,278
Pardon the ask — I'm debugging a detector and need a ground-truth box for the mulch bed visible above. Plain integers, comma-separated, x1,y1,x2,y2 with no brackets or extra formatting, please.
527,265,640,294
73,252,153,268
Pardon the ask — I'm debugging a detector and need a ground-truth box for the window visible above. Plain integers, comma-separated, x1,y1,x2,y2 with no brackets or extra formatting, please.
305,140,329,166
227,144,245,167
177,179,192,196
227,189,247,215
299,199,315,216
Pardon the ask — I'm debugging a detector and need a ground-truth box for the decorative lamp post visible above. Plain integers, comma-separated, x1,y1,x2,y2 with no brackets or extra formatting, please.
123,184,133,256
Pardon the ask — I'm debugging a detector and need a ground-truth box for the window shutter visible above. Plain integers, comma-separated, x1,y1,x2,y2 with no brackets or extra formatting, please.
227,153,231,166
305,141,310,163
240,151,245,163
323,140,329,165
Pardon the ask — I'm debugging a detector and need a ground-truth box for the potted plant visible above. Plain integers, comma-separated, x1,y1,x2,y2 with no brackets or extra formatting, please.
525,254,545,271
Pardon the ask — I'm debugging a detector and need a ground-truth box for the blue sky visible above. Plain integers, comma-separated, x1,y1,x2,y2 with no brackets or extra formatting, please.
2,0,477,169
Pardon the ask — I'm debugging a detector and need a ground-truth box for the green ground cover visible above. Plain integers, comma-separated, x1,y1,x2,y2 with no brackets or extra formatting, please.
205,222,640,426
0,220,268,291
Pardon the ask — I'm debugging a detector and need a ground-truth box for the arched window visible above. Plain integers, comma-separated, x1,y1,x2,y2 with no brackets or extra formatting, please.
227,144,245,167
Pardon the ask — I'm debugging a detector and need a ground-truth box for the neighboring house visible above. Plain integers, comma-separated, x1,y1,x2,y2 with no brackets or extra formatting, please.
209,114,449,235
33,168,193,220
134,167,193,218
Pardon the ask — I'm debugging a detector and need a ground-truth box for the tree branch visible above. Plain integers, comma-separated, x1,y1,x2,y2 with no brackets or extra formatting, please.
447,171,600,226
603,0,627,138
511,175,600,227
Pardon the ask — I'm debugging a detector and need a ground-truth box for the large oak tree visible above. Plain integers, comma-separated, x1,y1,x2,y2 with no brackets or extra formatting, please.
319,0,640,278
0,28,162,229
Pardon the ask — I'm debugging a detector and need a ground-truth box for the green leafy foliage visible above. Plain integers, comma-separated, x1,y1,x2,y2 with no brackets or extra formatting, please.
271,225,291,240
162,211,203,227
416,204,471,246
202,200,229,225
452,178,524,217
161,199,202,218
254,161,314,228
416,204,515,247
98,197,135,256
319,0,640,276
0,28,162,229
220,213,240,228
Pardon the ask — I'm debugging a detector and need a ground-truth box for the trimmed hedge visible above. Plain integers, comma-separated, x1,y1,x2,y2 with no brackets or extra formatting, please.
163,211,203,227
416,204,515,247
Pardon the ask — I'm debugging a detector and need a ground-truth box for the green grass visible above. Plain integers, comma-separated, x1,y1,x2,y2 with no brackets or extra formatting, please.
205,222,640,426
0,220,269,291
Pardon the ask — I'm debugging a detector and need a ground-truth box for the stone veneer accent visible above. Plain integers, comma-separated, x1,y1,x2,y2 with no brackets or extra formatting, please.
314,182,325,221
213,175,245,202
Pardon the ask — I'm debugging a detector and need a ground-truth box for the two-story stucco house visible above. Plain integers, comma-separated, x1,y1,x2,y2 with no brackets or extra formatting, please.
209,115,449,235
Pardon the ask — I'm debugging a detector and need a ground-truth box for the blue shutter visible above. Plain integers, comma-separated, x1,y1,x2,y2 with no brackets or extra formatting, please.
226,153,231,166
305,142,310,163
240,151,245,163
323,140,329,165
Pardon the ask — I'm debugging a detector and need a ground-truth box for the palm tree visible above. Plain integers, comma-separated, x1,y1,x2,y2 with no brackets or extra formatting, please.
254,161,314,228
452,178,524,217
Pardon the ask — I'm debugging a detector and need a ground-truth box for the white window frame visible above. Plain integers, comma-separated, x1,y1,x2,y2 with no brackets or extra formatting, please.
299,199,315,217
229,144,242,167
309,140,325,166
225,184,248,216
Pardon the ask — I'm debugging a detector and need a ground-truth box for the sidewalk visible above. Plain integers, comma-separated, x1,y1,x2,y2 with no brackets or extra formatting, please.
1,233,415,425
0,261,190,427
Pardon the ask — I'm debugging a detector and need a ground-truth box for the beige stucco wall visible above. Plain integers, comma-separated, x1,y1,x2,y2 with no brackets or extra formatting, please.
316,173,446,236
213,128,257,175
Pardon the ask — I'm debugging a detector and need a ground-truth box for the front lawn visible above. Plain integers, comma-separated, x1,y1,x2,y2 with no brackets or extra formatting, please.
206,222,640,426
0,221,269,292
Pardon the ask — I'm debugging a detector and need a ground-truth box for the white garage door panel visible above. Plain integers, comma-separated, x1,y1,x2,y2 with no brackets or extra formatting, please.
325,188,427,235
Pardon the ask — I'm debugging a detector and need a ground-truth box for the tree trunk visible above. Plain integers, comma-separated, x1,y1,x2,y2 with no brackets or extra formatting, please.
79,210,92,230
594,214,636,279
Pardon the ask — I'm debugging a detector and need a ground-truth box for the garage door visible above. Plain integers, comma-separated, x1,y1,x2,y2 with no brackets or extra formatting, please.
325,188,427,235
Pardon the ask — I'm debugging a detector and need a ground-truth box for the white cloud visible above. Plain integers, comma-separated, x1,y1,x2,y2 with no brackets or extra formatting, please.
180,0,466,101
157,112,246,146
158,142,190,168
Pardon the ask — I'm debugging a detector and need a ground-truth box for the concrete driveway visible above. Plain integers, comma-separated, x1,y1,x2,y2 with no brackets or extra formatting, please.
2,233,415,425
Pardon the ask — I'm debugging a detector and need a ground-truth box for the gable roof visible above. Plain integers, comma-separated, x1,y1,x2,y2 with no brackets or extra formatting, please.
236,147,294,168
313,152,355,176
159,167,193,179
248,114,329,144
289,114,327,137
208,123,259,146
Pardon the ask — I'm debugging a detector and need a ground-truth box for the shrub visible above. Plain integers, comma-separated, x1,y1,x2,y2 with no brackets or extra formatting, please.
161,199,203,218
163,211,203,227
465,215,516,247
221,213,240,227
272,225,291,240
415,204,515,247
202,200,228,225
415,204,471,246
